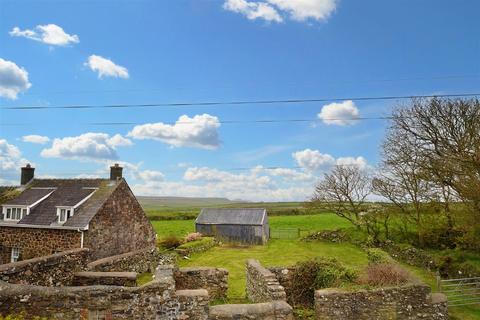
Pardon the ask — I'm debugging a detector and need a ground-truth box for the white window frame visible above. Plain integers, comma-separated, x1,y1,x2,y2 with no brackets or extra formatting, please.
2,206,28,222
56,207,74,224
11,247,20,263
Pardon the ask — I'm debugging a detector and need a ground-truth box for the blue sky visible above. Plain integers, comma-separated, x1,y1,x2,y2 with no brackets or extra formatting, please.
0,0,479,201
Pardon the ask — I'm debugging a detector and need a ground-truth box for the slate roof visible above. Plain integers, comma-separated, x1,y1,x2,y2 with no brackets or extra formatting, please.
196,208,267,226
0,179,120,229
3,188,56,206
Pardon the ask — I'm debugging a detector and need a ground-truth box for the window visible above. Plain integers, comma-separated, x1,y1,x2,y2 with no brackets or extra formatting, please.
88,310,107,320
58,208,73,224
3,207,27,221
11,247,20,263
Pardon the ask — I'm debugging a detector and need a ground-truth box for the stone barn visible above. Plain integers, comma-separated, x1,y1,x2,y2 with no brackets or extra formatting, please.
195,208,269,245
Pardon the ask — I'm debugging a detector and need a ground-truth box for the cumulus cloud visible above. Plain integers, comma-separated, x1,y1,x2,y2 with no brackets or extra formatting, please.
0,139,31,184
0,58,31,100
128,114,221,149
40,132,132,161
318,100,360,126
223,0,282,22
293,148,368,172
22,135,50,144
136,170,165,182
223,0,337,23
9,24,79,46
85,55,129,79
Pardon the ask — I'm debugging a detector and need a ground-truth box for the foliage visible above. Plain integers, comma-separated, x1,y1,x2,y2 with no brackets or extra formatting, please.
366,248,393,264
293,307,315,320
0,314,47,320
360,263,411,287
289,257,357,306
136,272,153,286
159,235,184,249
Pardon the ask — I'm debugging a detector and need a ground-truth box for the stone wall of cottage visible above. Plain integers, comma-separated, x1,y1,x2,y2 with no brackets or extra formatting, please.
175,267,229,300
314,284,448,320
0,248,89,286
72,271,137,287
0,227,81,264
87,247,175,273
83,180,157,260
0,264,210,320
246,259,287,303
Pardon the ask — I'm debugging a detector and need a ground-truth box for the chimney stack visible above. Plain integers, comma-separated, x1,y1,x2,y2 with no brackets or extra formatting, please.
21,164,35,185
110,163,123,180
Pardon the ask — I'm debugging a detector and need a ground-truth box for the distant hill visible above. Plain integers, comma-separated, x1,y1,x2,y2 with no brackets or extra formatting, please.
137,196,243,208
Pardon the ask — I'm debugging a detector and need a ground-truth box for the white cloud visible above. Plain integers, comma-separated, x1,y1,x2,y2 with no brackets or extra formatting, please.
293,148,368,172
0,58,31,100
267,0,337,21
41,132,132,161
318,100,360,126
9,24,79,46
0,139,31,184
223,0,283,22
128,114,221,149
22,135,50,145
223,0,337,23
136,169,165,182
85,55,129,79
260,166,314,181
292,149,335,172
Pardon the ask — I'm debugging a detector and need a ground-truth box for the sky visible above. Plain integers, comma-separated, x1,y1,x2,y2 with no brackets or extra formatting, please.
0,0,479,201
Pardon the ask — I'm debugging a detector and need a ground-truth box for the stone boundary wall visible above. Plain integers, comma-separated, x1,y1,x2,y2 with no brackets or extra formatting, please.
209,300,293,320
86,247,174,273
175,267,228,300
175,237,217,256
314,283,448,320
269,267,295,305
0,248,89,286
246,259,286,303
0,264,210,320
73,271,137,287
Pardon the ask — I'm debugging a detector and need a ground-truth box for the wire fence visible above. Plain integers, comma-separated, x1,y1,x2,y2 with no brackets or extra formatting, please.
270,228,309,239
437,275,480,307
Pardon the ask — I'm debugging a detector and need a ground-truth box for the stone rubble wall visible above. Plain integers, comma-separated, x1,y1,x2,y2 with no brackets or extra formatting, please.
0,248,89,286
269,267,295,305
0,264,210,320
175,267,229,300
73,271,137,287
314,283,448,320
86,247,175,273
246,259,287,303
208,300,294,320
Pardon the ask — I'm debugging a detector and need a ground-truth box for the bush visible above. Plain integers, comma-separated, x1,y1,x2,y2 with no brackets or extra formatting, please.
185,232,202,242
360,263,411,287
159,235,184,249
366,248,393,264
289,257,357,307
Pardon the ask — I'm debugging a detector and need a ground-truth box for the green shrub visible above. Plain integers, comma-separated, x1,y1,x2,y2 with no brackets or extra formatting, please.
366,248,393,264
289,257,357,307
159,235,184,249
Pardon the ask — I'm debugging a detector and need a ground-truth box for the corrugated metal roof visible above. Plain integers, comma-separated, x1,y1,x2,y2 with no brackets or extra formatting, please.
196,208,267,225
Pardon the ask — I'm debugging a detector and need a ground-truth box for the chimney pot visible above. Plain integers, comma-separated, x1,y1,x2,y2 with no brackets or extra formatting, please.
110,164,123,180
21,164,35,185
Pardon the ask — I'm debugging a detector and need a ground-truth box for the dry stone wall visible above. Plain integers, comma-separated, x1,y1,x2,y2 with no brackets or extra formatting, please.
0,264,210,320
246,259,286,303
314,283,448,320
87,247,174,273
175,267,228,300
209,301,293,320
0,248,89,286
73,271,137,287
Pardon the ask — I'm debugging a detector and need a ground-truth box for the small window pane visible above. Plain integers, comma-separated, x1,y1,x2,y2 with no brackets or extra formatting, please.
11,247,20,263
60,209,66,222
6,208,11,219
22,209,27,218
15,208,21,220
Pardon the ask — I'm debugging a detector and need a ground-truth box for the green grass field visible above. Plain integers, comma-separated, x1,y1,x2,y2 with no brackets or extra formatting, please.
150,210,479,319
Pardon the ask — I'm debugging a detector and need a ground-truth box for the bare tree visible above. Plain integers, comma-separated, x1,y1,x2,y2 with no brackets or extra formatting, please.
391,98,480,220
311,165,371,229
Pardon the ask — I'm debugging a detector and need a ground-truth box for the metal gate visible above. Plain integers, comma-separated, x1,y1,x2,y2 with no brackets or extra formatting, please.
437,275,480,307
270,228,301,239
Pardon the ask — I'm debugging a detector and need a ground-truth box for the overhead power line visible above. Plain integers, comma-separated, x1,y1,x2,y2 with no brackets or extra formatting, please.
1,93,479,110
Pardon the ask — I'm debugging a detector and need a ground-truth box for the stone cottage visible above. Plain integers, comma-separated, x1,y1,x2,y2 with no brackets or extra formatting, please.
0,164,156,263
